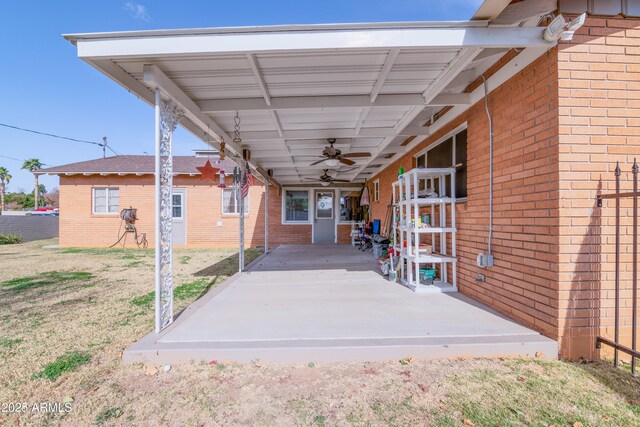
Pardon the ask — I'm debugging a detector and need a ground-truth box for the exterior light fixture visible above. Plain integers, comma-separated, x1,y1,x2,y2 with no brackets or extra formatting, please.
324,158,339,167
543,13,586,42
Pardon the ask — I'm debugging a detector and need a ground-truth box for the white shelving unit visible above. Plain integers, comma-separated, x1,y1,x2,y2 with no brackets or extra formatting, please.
391,180,402,256
393,168,457,293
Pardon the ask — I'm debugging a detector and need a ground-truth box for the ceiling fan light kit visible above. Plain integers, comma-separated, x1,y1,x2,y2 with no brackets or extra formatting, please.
310,138,371,171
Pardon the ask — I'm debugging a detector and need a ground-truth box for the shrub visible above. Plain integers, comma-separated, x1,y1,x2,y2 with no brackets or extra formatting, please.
0,233,22,244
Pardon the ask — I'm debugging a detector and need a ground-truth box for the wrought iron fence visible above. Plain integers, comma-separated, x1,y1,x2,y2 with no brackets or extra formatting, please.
596,160,639,375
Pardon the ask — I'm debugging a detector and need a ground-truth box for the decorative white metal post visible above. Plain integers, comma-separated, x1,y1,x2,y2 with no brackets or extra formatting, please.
154,90,183,333
239,179,245,272
264,181,269,252
233,112,246,273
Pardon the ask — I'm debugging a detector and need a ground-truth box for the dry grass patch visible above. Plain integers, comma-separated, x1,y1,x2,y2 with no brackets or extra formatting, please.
0,240,639,426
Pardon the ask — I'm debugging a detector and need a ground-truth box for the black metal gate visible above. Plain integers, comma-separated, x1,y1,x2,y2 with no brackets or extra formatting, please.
596,160,639,375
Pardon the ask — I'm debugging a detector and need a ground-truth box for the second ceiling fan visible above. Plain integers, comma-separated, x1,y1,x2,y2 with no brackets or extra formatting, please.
310,138,370,167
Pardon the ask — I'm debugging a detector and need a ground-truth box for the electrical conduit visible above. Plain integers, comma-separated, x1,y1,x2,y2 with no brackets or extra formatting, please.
481,75,494,258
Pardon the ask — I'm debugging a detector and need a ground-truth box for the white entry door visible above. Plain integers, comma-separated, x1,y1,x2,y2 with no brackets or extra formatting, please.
313,190,336,243
172,188,186,245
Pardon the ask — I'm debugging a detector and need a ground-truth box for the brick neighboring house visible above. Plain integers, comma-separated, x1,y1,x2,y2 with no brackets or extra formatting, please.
37,154,356,248
60,0,640,360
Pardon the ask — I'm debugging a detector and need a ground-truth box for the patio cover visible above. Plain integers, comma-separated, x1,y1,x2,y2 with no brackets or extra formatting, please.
63,1,556,186
62,0,559,333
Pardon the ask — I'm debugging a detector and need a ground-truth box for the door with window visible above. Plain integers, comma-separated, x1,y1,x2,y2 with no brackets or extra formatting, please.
172,188,186,245
313,190,335,243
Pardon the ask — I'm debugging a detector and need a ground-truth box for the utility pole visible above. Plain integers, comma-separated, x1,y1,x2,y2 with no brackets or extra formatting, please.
102,136,107,158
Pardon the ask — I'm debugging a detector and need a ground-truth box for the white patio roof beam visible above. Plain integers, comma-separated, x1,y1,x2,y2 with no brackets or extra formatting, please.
74,26,553,58
350,47,481,180
237,127,431,141
142,64,279,186
199,93,471,113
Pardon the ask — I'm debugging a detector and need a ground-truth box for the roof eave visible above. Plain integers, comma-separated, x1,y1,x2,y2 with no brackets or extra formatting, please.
62,20,491,43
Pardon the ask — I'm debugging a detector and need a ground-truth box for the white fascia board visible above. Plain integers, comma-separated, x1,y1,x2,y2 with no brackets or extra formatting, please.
75,27,553,59
64,21,489,41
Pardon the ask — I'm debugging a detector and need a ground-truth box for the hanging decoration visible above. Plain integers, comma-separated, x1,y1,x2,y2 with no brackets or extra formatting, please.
218,169,226,188
196,160,220,182
219,139,226,161
360,185,370,206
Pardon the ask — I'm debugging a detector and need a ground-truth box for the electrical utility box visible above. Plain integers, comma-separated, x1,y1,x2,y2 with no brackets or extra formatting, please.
477,252,494,268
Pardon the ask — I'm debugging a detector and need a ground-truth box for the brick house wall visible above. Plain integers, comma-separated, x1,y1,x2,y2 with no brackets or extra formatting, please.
59,174,267,248
59,176,356,248
368,15,640,360
369,49,562,351
556,15,640,359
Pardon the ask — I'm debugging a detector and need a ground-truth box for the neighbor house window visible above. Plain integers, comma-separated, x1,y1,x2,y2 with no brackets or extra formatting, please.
172,193,183,219
340,189,362,222
284,190,309,222
414,127,468,199
373,179,380,202
222,188,249,215
92,187,119,214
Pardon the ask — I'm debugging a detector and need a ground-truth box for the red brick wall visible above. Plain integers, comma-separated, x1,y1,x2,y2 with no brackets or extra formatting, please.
556,15,640,359
370,49,562,351
59,175,267,248
266,185,312,245
58,176,353,248
371,16,640,360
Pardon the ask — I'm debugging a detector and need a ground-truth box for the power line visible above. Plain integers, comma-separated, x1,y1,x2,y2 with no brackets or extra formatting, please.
0,154,47,166
0,154,24,162
0,122,103,146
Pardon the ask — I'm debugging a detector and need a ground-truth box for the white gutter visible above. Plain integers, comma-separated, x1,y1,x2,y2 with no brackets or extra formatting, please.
63,20,490,42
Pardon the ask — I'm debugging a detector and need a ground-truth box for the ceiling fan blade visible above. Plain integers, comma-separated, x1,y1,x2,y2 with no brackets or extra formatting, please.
309,159,327,166
303,178,319,180
339,157,355,166
331,179,351,183
341,152,371,158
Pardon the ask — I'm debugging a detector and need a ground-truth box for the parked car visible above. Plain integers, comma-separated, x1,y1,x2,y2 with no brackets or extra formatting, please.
31,207,59,216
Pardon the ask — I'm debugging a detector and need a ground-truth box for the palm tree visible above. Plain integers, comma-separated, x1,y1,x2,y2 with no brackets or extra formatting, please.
22,159,43,210
0,167,11,214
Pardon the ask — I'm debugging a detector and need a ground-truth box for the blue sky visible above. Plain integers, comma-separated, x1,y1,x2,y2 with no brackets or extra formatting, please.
0,0,482,193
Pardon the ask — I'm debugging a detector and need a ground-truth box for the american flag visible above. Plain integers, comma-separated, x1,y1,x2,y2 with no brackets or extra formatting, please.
241,162,252,200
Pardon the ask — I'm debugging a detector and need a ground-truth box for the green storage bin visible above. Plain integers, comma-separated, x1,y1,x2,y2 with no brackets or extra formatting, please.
419,267,437,281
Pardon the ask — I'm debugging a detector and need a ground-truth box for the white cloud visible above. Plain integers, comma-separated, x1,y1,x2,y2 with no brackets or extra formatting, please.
123,2,151,22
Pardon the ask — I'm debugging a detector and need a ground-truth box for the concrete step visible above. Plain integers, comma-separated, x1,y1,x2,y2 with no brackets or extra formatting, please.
123,334,558,364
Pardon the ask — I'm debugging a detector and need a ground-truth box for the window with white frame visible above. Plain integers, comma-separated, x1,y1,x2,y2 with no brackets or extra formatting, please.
222,188,249,215
339,189,362,222
415,127,468,199
92,187,119,214
284,190,309,222
373,179,380,202
172,193,183,219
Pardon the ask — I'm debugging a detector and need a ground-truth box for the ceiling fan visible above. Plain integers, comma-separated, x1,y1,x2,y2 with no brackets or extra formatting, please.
304,169,351,187
309,138,370,167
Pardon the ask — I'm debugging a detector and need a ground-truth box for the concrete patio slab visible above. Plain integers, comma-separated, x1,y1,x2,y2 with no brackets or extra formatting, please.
124,244,558,364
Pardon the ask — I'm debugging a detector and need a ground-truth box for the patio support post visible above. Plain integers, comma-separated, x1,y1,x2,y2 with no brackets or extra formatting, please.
239,175,245,272
264,181,269,252
154,90,183,333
